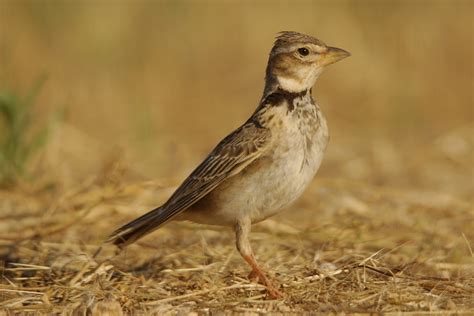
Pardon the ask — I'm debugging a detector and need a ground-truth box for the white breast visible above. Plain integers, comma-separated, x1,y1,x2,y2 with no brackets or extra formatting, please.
247,102,328,221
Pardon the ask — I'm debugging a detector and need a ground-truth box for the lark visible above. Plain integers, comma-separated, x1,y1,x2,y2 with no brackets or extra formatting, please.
107,31,349,298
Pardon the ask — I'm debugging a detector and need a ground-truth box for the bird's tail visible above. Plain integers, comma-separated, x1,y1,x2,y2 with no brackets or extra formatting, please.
106,206,167,248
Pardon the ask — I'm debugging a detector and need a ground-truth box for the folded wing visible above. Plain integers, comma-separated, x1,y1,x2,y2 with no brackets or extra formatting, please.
107,120,270,247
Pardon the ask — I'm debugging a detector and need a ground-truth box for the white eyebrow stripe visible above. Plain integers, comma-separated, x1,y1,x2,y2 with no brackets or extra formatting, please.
312,45,326,53
272,43,327,56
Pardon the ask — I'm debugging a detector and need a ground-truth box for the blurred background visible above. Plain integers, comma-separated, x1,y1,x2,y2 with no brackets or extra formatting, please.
0,0,472,198
0,2,473,311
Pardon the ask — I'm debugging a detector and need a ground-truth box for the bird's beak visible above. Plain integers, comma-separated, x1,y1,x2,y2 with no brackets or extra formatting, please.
320,46,351,66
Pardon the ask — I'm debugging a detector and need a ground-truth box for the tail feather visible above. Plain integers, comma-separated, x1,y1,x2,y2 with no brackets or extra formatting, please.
107,206,167,248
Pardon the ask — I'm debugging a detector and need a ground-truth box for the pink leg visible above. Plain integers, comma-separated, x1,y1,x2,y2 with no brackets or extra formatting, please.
235,219,284,299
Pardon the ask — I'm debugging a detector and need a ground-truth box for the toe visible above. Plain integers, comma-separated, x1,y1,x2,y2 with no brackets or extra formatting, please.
247,270,259,282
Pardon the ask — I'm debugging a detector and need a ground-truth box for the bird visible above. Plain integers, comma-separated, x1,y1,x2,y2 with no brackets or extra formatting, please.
107,31,350,298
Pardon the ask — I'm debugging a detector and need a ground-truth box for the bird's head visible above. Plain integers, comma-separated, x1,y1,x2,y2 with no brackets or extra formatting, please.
265,31,350,93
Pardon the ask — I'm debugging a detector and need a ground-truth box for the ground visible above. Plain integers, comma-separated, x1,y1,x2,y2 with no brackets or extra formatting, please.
1,160,472,314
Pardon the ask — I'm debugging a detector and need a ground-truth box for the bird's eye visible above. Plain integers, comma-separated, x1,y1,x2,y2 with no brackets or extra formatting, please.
298,47,309,56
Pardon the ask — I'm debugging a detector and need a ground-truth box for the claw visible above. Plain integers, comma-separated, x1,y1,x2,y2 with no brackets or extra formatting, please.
244,257,284,299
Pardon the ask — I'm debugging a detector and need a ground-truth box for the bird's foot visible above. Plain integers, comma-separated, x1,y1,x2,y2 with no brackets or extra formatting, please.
247,268,284,299
247,269,259,281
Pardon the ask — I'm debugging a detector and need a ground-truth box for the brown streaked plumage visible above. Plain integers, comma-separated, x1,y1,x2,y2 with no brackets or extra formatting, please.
107,31,350,298
111,122,270,245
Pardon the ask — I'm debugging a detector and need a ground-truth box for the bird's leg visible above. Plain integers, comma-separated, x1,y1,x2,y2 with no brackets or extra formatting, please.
235,219,283,299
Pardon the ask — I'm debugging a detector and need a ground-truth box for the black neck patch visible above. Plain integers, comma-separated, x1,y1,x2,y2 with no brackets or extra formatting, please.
262,88,308,111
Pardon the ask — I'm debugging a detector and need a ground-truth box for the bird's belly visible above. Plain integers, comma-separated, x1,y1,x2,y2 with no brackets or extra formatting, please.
185,130,327,226
245,143,324,222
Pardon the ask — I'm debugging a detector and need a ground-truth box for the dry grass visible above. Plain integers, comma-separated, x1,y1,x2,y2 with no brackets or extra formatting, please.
0,0,473,314
0,152,472,313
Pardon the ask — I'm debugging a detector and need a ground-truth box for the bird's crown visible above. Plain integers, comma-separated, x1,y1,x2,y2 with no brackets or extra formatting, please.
274,31,326,48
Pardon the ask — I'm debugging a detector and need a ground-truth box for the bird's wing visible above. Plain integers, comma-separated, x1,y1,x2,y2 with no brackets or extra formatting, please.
107,120,270,247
